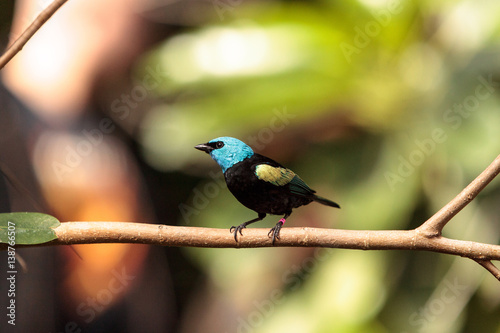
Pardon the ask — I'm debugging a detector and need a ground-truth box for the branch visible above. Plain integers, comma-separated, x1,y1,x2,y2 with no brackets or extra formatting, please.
418,154,500,237
0,0,69,70
1,222,499,259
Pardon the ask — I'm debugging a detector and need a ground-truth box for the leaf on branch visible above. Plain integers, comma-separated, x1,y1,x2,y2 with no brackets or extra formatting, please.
0,212,60,245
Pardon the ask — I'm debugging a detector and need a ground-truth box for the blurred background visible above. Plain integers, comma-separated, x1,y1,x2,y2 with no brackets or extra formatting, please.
0,0,500,332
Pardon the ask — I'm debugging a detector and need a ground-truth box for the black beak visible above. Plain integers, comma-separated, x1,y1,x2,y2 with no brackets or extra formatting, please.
195,143,213,154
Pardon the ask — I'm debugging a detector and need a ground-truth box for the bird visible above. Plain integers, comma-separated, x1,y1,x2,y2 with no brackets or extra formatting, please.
195,136,340,244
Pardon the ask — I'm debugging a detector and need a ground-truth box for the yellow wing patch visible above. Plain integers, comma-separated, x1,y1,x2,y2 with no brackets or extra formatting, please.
255,164,295,186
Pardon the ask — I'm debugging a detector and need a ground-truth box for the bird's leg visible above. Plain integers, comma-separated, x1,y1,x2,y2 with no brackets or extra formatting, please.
268,212,290,245
230,213,266,242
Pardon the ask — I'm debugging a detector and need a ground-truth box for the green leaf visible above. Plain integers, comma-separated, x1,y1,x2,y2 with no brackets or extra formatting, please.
0,212,61,245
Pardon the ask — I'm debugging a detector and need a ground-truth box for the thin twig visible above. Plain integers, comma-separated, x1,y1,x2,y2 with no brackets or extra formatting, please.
475,259,500,281
0,0,69,70
418,154,500,237
0,161,45,211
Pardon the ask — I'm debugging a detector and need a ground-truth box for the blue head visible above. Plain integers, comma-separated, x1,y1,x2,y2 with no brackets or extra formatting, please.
195,137,254,173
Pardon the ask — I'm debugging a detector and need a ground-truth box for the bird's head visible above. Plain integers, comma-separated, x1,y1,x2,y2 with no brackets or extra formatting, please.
195,137,254,173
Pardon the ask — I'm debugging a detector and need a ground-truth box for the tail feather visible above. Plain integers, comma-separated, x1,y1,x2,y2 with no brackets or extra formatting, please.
313,195,340,209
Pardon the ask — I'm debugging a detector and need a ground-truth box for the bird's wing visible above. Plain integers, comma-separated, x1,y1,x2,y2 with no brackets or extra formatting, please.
255,164,316,196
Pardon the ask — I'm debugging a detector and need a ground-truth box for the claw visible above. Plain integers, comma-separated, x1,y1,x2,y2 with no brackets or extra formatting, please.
229,213,266,243
268,220,284,245
230,224,246,242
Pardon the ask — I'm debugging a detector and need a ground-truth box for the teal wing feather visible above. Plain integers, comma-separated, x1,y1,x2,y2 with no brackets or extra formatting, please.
288,175,316,197
289,176,340,208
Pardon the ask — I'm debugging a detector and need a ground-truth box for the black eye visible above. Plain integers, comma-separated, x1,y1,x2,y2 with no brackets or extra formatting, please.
215,141,224,149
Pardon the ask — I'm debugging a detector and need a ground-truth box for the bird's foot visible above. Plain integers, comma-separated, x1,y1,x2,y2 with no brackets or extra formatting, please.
268,218,286,245
230,224,246,242
229,214,266,242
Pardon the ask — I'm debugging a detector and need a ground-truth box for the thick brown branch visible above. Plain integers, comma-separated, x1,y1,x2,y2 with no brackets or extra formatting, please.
0,0,69,70
418,154,500,237
4,222,500,262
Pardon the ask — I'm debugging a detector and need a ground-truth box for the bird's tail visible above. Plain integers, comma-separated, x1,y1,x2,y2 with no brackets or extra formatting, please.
313,195,340,209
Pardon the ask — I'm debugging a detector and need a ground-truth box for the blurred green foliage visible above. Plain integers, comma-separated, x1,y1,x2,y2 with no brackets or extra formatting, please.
137,0,500,332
